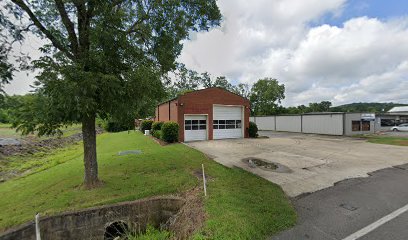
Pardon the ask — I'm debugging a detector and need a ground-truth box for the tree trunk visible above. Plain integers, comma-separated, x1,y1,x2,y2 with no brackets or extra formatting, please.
82,114,100,188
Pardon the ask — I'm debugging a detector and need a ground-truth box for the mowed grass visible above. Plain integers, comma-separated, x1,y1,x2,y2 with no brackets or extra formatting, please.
0,123,82,138
356,135,408,146
0,124,20,137
366,136,408,146
0,132,296,239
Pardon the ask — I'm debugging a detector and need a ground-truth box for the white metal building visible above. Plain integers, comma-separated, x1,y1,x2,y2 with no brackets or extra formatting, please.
250,112,376,136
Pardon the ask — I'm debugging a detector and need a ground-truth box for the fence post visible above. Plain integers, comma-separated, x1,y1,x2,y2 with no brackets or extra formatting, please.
35,213,41,240
202,164,207,197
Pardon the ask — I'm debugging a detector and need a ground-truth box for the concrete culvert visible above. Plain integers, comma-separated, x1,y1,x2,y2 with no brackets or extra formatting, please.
104,221,129,240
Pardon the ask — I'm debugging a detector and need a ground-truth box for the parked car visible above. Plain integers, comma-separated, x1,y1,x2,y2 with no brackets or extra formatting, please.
391,123,408,131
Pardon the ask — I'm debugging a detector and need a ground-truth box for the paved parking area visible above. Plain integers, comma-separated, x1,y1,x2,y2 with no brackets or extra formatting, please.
272,164,408,240
187,131,408,197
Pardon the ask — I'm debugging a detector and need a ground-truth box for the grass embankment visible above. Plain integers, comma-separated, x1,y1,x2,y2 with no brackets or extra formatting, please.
0,124,82,138
0,132,296,239
0,124,83,180
358,135,408,146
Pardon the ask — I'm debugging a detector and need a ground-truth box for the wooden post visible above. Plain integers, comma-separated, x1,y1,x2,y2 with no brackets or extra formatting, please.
35,213,41,240
202,164,207,197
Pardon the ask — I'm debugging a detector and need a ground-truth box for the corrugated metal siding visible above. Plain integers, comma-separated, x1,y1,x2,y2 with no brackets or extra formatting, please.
302,114,343,135
251,116,276,130
276,116,302,132
344,113,375,136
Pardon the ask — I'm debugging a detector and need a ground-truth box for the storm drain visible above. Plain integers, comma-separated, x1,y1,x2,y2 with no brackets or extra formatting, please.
340,203,358,211
104,221,128,240
242,157,292,173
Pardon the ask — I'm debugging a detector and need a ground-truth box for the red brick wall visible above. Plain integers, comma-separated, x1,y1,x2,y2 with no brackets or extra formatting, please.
156,100,178,122
155,88,250,142
177,88,250,142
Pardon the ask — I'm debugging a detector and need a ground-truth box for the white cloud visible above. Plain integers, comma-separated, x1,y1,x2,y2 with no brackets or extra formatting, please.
179,0,408,106
4,0,408,107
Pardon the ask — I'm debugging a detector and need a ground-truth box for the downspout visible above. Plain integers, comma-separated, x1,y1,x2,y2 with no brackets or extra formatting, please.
169,101,171,121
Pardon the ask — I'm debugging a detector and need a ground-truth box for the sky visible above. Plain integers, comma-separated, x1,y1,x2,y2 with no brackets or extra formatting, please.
4,0,408,107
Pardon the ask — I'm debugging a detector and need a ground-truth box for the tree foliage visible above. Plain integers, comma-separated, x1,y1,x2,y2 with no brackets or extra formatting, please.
1,0,221,187
249,78,285,115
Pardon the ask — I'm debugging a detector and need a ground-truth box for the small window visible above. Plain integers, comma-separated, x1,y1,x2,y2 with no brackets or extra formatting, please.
219,125,226,129
226,120,235,125
226,124,235,129
236,120,242,128
185,125,191,130
352,121,361,131
381,119,395,127
213,125,219,129
192,125,199,130
213,120,218,124
192,120,199,125
199,120,206,124
199,125,206,130
219,120,226,124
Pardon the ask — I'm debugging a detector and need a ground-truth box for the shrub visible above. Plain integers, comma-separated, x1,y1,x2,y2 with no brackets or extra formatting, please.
161,121,179,143
97,118,133,132
152,130,162,139
140,120,153,132
151,121,164,133
248,121,258,138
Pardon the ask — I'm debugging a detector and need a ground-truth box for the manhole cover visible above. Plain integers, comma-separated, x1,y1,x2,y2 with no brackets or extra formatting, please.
340,203,358,211
242,157,292,173
118,150,142,156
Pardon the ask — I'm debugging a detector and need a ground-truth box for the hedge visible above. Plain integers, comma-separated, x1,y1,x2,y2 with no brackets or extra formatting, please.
152,130,162,139
140,120,153,132
151,121,164,133
248,121,258,138
161,122,179,143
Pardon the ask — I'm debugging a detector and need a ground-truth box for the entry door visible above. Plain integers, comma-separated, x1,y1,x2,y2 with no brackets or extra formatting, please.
213,105,243,140
184,115,207,142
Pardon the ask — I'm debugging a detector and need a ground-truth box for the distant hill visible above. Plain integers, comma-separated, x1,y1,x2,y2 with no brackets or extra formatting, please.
331,102,408,113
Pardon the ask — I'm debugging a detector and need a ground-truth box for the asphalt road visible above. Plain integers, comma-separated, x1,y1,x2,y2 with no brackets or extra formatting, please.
271,163,408,240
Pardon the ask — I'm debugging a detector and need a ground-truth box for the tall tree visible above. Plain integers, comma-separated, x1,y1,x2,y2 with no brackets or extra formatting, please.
1,1,221,188
250,78,285,116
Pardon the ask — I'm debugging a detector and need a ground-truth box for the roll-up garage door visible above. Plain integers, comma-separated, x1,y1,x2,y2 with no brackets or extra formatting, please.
184,115,207,142
213,105,243,139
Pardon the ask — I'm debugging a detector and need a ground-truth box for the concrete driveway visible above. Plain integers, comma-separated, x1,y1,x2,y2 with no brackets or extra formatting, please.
187,131,408,197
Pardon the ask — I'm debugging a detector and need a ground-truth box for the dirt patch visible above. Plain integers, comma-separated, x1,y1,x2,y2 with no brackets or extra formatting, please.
396,140,408,146
192,170,213,181
149,135,169,146
168,188,205,240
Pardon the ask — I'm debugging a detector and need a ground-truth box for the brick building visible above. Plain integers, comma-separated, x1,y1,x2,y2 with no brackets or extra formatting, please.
155,87,250,142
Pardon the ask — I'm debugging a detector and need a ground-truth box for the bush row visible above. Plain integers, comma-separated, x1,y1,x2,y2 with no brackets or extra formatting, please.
140,120,179,143
140,120,258,141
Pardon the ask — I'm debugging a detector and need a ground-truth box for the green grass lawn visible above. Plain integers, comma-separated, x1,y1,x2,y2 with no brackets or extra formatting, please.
0,123,82,138
0,123,20,137
357,135,408,146
0,132,296,239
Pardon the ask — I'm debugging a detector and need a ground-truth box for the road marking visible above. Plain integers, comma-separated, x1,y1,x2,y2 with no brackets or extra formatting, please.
342,203,408,240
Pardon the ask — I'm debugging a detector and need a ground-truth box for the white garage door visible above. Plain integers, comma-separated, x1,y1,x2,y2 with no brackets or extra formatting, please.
184,115,207,142
213,105,243,139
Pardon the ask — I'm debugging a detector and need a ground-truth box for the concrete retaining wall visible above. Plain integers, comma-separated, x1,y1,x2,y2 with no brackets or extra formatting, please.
0,197,184,240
